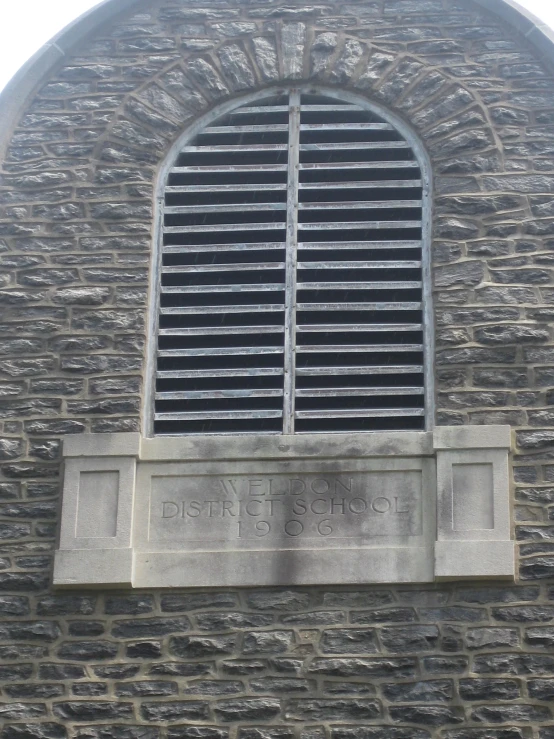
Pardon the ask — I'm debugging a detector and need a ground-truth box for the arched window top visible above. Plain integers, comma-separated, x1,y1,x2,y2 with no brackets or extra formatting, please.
149,87,432,436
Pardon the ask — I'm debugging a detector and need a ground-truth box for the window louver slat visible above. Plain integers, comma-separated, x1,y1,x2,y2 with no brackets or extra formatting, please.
154,90,426,435
294,92,424,434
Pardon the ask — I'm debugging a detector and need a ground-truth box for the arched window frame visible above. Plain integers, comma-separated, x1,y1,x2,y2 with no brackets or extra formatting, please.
143,85,435,437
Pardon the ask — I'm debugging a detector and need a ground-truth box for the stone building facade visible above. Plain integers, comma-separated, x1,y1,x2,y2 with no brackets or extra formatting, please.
1,0,554,736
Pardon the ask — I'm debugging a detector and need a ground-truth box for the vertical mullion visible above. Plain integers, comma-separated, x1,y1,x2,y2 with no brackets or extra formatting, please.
283,89,301,434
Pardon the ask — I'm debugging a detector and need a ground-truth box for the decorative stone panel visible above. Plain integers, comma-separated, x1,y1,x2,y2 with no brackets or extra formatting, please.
55,427,513,587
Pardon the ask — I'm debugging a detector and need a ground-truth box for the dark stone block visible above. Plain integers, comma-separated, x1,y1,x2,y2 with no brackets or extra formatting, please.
516,429,554,449
57,641,117,661
73,727,158,739
471,705,550,723
442,731,524,739
0,664,34,681
112,617,190,639
1,464,58,480
89,201,151,221
26,482,59,499
331,729,430,739
168,729,228,739
238,730,293,739
60,355,142,374
0,483,20,500
105,596,155,617
0,706,47,720
435,262,484,288
308,658,416,678
115,681,178,697
245,591,311,611
242,631,293,654
71,309,144,332
49,336,109,353
0,523,31,540
528,679,554,700
93,665,140,679
39,664,86,680
52,702,134,722
323,592,394,608
422,657,468,674
28,440,61,461
286,699,379,721
24,420,85,435
517,488,554,506
473,369,528,388
170,635,236,658
149,663,213,677
221,660,266,675
420,607,486,622
525,627,554,647
459,679,520,701
89,378,142,396
126,641,162,659
474,653,554,675
0,502,57,519
280,611,345,626
72,683,108,697
213,699,281,723
182,680,244,696
389,705,463,726
467,240,511,257
141,701,209,722
492,268,551,284
323,681,373,695
466,627,519,649
37,596,95,616
0,621,61,642
0,724,67,739
380,626,439,653
492,606,554,622
0,438,24,460
17,270,79,287
383,680,453,702
476,325,550,345
269,659,304,674
5,685,65,699
433,243,463,263
68,622,105,637
36,523,56,538
250,678,314,694
320,628,378,654
196,613,274,631
437,347,516,365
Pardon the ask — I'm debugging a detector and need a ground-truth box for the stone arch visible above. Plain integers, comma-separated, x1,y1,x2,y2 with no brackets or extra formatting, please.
97,26,500,184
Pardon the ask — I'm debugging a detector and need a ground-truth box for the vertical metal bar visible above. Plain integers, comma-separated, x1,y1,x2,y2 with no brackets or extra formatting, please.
421,161,435,432
283,89,300,434
143,195,165,437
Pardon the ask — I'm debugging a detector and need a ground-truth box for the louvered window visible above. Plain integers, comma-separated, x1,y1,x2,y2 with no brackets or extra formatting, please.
153,89,430,436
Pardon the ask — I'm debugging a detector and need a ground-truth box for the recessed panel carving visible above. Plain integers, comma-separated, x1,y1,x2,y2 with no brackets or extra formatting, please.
76,471,119,539
148,470,422,548
452,463,494,531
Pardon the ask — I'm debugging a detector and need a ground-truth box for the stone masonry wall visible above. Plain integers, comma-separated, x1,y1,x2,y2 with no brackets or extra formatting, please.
1,0,554,736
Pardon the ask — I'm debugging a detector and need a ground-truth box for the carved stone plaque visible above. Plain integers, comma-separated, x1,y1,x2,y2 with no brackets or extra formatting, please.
54,429,514,588
148,470,422,548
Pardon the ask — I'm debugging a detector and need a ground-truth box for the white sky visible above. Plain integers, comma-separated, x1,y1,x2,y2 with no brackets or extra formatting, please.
0,0,553,93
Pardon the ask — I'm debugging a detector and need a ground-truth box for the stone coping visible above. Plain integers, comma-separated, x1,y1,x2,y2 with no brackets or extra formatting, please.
62,426,512,460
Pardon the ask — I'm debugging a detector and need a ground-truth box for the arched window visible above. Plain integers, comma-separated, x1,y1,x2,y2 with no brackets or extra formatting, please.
149,88,432,436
